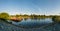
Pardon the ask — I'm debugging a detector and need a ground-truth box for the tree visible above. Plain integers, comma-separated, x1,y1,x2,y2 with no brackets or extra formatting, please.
0,12,9,20
16,14,20,18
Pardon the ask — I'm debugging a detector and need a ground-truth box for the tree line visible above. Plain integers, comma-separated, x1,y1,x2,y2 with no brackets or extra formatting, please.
0,12,55,20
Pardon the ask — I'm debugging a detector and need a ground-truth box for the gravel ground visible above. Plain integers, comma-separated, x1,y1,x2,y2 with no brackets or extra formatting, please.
0,20,60,31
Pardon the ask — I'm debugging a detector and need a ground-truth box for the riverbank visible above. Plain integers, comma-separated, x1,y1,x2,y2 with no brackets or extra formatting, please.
0,20,60,31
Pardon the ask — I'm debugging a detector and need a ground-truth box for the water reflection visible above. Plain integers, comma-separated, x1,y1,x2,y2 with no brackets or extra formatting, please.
23,18,28,21
12,18,53,28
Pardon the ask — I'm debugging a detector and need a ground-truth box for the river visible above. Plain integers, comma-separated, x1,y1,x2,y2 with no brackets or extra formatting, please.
11,18,53,28
0,18,60,31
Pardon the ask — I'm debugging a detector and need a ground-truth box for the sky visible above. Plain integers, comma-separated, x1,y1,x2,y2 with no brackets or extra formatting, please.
0,0,60,15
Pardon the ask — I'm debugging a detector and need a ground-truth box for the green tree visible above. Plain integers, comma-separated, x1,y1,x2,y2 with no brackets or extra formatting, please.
16,14,20,17
0,12,9,20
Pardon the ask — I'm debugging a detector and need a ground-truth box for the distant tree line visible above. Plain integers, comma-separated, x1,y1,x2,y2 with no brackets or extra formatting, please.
0,12,58,20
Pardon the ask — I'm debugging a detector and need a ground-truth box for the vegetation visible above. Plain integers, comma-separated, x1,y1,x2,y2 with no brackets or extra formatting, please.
0,12,9,20
0,12,60,23
52,16,60,22
0,12,54,20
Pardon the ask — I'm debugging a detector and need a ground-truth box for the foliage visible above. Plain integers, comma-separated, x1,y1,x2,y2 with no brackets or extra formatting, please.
0,12,9,20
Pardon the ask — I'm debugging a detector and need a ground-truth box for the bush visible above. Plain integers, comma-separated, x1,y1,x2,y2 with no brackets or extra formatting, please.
0,12,9,20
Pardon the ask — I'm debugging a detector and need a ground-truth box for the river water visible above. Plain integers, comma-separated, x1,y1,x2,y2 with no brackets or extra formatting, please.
11,18,53,28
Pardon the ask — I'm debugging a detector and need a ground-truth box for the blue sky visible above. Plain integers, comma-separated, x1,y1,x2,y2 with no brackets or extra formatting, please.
0,0,60,15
